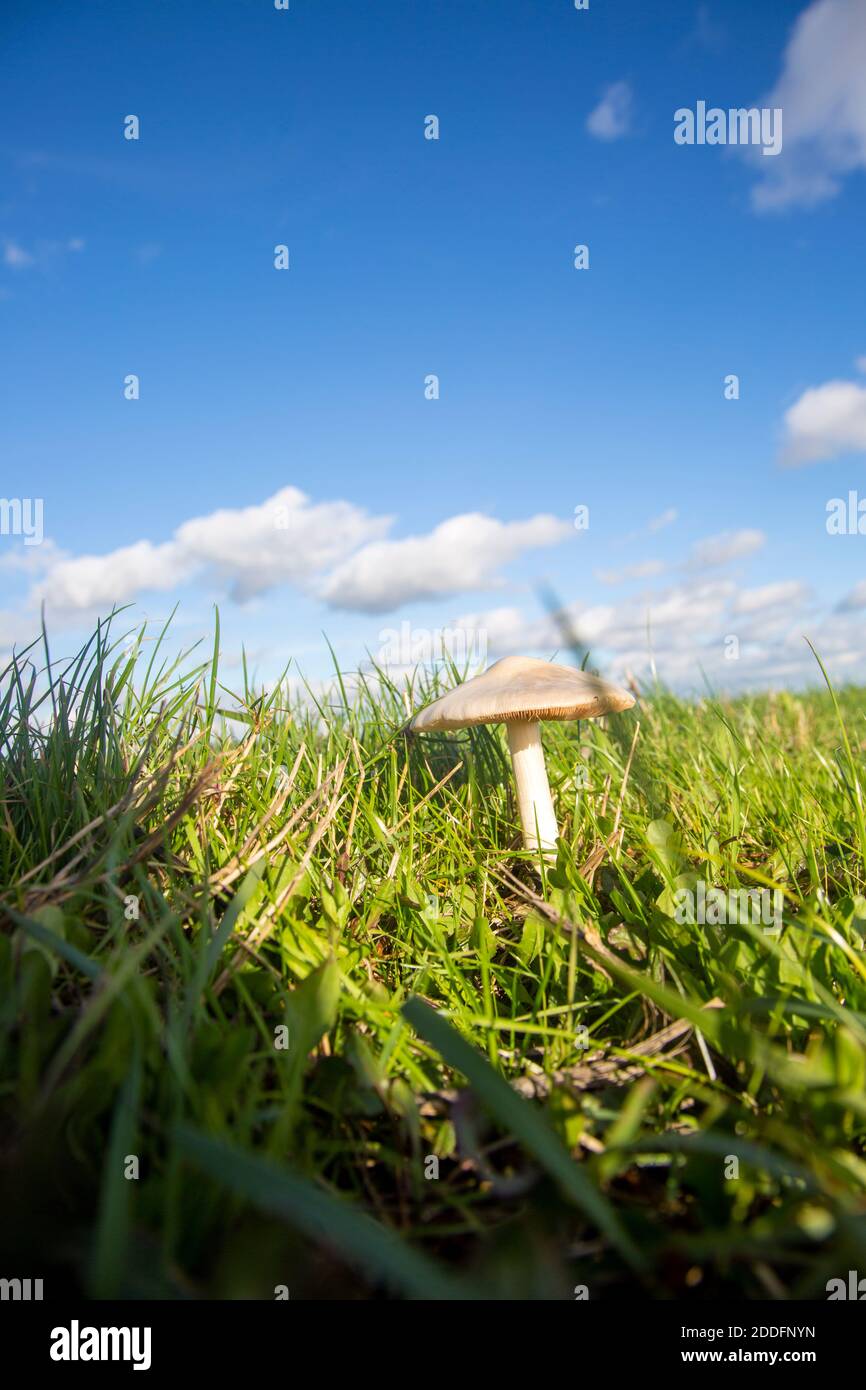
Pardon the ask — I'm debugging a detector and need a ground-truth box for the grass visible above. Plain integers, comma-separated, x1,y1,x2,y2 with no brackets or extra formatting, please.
2,611,866,1300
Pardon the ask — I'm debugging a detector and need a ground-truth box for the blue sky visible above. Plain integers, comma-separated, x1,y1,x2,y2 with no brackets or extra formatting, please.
2,0,866,692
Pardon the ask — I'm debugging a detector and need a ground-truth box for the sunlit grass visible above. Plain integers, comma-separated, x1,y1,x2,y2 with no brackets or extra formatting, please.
2,611,866,1299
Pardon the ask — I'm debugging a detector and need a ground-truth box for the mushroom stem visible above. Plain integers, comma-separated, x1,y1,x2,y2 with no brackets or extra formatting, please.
506,721,559,858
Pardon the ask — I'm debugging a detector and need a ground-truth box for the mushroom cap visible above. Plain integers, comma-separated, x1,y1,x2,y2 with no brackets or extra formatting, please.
409,655,635,731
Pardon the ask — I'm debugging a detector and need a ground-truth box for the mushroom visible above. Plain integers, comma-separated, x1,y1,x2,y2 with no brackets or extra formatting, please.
408,655,635,858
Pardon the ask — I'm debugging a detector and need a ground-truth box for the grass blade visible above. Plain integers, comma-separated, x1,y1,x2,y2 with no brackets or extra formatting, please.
173,1124,480,1300
402,994,647,1274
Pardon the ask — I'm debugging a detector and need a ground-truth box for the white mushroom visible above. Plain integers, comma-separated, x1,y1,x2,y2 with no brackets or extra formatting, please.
409,655,635,858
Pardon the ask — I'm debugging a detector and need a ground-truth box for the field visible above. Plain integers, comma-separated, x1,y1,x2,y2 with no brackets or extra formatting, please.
2,615,866,1301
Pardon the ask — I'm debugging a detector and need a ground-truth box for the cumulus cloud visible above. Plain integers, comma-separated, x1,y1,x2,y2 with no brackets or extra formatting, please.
0,608,35,653
0,538,67,576
688,529,765,568
455,573,856,694
595,559,667,586
586,81,634,141
589,521,760,590
34,539,191,613
648,508,678,533
749,0,866,211
321,513,572,613
837,579,866,611
620,508,678,546
733,580,810,614
33,487,390,615
780,376,866,465
452,605,558,659
606,581,737,649
462,581,735,663
173,489,390,602
24,491,573,623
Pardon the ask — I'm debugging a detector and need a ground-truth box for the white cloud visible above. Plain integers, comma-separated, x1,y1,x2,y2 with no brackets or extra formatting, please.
25,492,573,622
688,529,765,568
462,582,733,660
595,559,667,586
586,81,634,141
604,581,736,649
174,488,390,602
838,579,866,611
0,609,36,654
733,580,809,614
648,507,678,533
321,513,572,613
621,508,678,546
2,236,86,272
457,574,864,694
3,241,34,269
34,539,190,613
452,606,556,659
34,487,390,615
749,0,866,211
0,538,67,576
780,377,866,465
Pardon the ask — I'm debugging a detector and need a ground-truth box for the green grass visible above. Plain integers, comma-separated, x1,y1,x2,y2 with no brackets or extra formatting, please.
2,612,866,1300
